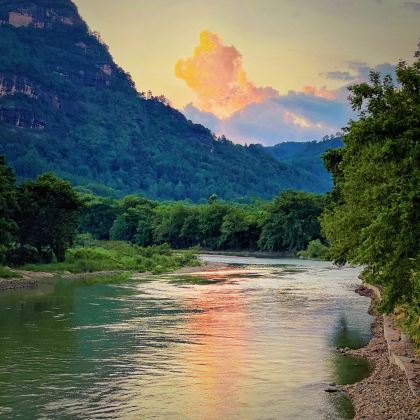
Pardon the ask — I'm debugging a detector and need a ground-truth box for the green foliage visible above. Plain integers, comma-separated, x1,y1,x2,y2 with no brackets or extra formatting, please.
21,240,198,274
320,48,419,345
77,196,118,240
0,156,17,262
0,157,83,265
258,190,325,251
266,137,343,192
297,239,329,260
78,190,324,253
15,173,82,262
0,266,21,279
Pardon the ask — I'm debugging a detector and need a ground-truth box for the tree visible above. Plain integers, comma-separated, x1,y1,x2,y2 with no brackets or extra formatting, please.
218,208,250,250
78,196,119,240
0,156,17,261
153,204,192,248
198,203,231,249
16,174,82,262
258,190,325,251
109,208,141,242
134,204,157,247
320,47,420,316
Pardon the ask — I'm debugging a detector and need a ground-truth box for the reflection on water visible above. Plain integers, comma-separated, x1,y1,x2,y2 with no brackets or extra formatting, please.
0,256,373,419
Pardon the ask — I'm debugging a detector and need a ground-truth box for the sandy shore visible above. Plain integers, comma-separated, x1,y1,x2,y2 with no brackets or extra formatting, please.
344,289,420,419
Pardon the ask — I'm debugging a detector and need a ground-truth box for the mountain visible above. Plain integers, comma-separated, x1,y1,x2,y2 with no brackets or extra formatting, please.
265,137,343,192
0,0,337,201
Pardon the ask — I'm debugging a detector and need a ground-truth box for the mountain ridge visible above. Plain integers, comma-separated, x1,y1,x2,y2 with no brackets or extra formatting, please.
0,0,339,200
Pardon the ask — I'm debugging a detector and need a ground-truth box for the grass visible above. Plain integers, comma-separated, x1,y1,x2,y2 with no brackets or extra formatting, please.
20,241,199,275
0,266,22,279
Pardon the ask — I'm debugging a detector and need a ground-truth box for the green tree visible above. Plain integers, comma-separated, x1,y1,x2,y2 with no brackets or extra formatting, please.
16,174,82,262
109,208,141,242
153,204,192,248
179,208,200,247
198,203,231,249
258,190,325,252
78,195,119,240
0,156,17,261
320,48,420,320
134,204,157,247
218,208,250,250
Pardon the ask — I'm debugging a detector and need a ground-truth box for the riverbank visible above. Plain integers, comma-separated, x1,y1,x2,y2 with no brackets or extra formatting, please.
343,287,420,419
0,257,221,291
199,249,295,258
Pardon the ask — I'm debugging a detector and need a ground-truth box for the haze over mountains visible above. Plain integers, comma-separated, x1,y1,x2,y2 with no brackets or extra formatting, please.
0,0,341,201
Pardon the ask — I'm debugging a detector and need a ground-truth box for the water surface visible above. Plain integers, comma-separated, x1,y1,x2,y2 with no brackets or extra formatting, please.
0,256,373,419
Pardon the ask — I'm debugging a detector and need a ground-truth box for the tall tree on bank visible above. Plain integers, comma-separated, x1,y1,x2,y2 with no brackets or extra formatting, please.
16,174,82,262
321,48,419,328
0,156,17,261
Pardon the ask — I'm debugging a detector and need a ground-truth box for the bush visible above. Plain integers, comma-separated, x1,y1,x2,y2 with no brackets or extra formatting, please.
297,239,329,260
0,266,21,278
20,241,198,275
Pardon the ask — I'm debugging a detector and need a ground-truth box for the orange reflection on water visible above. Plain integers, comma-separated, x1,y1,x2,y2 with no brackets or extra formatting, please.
180,275,252,418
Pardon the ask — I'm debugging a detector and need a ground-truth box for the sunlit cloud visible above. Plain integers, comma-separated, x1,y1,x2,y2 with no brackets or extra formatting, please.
175,30,277,119
178,30,398,145
302,85,337,100
184,93,349,145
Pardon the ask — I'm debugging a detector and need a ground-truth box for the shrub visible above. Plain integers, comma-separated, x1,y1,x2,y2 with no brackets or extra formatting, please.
297,239,329,260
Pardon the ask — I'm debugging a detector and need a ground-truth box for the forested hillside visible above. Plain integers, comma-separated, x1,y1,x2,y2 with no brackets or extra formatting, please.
0,0,333,201
265,137,343,192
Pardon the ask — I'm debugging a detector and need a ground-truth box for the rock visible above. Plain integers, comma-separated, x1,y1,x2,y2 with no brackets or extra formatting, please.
324,387,340,393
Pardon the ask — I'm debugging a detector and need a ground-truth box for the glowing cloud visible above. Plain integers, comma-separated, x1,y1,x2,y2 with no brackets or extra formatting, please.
303,85,337,100
175,30,277,119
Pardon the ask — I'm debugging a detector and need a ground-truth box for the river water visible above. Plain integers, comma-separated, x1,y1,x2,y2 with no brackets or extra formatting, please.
0,256,373,419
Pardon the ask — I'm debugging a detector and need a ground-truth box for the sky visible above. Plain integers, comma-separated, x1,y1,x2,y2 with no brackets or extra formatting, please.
73,0,419,144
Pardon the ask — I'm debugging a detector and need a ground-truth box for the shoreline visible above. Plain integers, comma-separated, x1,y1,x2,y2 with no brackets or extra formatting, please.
0,259,226,291
343,286,420,419
198,249,295,258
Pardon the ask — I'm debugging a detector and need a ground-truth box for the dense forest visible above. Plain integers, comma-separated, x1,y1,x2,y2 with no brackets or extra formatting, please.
78,190,325,253
0,0,335,202
321,49,419,346
265,136,343,192
0,154,326,268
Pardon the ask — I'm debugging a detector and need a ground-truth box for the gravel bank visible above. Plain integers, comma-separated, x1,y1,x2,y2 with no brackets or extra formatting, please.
344,292,420,419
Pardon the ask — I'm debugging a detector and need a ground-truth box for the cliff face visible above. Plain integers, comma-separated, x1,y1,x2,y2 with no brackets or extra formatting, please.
0,0,328,200
0,5,83,29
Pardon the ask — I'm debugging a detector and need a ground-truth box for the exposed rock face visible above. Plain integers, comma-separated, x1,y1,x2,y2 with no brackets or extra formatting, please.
0,74,37,98
0,107,45,129
0,3,83,30
0,2,118,130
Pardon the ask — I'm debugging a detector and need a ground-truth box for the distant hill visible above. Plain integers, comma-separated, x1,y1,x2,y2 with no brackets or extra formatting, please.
0,0,340,201
265,137,343,192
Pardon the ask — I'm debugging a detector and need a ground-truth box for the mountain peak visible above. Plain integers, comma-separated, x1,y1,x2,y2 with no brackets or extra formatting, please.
0,1,83,30
0,1,333,200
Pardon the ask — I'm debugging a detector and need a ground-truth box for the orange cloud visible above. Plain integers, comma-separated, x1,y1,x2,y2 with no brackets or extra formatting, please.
303,85,336,100
175,30,277,119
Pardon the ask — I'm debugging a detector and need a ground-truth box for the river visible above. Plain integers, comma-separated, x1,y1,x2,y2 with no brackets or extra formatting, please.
0,255,373,419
